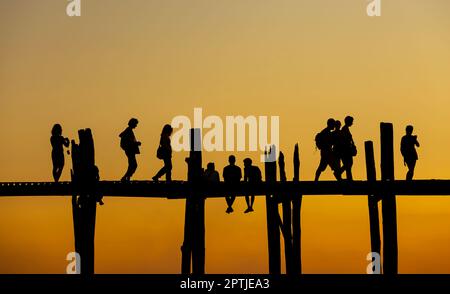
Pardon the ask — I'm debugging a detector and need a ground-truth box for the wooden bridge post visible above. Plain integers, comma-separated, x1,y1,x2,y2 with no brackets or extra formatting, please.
71,128,98,275
181,193,193,274
181,128,204,274
364,141,381,272
264,146,281,274
278,152,294,275
380,123,398,274
292,143,302,274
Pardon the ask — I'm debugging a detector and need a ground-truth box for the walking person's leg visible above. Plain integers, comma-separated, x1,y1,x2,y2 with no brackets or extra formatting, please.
345,156,353,181
153,166,165,181
330,153,342,181
406,160,416,180
153,157,170,181
129,154,137,178
123,152,137,180
315,154,328,181
341,156,353,181
346,156,353,181
165,157,172,182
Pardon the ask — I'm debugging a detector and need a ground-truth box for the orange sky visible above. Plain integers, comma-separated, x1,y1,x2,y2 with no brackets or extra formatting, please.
1,0,450,273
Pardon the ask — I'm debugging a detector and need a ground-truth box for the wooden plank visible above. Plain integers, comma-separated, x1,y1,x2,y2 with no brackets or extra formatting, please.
4,180,450,197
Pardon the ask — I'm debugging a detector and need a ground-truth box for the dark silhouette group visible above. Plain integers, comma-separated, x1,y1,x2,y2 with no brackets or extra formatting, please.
199,156,261,214
50,118,421,208
119,118,141,182
315,116,356,181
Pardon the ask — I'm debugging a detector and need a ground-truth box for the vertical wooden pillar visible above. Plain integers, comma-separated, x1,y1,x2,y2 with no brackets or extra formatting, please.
365,141,381,272
181,128,204,274
181,195,193,274
380,123,398,274
264,146,281,274
292,143,302,274
279,152,294,275
71,128,98,275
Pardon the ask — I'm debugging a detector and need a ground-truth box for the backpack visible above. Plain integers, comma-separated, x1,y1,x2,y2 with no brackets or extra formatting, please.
119,130,129,151
315,131,325,150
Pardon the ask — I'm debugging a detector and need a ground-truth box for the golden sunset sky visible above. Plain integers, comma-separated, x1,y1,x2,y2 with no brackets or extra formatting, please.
1,0,450,273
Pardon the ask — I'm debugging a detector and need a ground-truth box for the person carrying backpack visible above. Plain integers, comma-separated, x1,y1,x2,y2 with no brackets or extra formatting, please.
315,118,340,181
119,118,141,181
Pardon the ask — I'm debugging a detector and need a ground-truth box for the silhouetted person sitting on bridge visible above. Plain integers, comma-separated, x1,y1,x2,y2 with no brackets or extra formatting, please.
203,162,220,183
401,125,420,180
315,118,340,181
223,155,242,214
51,123,70,182
336,116,356,181
120,118,141,182
243,158,262,213
153,124,173,182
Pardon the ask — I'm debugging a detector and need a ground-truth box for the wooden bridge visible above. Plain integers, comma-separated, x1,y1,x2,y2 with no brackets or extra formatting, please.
1,123,450,275
1,180,450,197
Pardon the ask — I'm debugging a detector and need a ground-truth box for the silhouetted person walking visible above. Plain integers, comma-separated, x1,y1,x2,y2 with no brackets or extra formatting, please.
401,125,420,180
315,118,340,181
243,158,262,213
203,162,220,183
223,155,242,214
332,120,343,179
51,123,70,182
337,116,356,181
153,124,173,182
120,118,141,181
